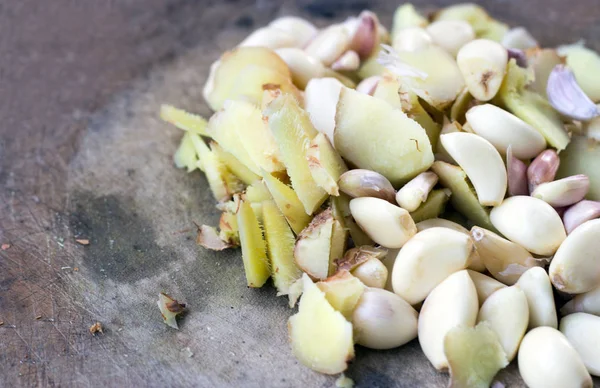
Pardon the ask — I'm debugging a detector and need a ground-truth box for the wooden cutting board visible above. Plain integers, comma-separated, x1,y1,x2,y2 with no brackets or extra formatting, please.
1,0,599,386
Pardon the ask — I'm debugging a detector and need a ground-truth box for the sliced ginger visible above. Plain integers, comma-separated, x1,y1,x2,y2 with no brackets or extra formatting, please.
307,133,348,196
262,171,311,235
210,142,260,185
294,209,335,280
237,200,270,288
160,104,210,137
317,270,365,320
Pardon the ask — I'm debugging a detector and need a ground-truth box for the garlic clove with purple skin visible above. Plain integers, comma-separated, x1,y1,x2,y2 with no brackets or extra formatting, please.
506,145,529,197
531,175,590,208
348,11,379,60
547,65,600,121
563,200,600,234
527,149,560,193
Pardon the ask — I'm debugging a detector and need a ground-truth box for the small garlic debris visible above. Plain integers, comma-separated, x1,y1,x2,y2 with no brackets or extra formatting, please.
395,171,439,212
547,65,600,121
531,175,590,208
562,200,600,234
157,293,186,329
377,44,428,79
457,39,508,101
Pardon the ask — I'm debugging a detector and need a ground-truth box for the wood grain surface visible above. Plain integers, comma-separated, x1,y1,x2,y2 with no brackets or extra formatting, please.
1,0,599,387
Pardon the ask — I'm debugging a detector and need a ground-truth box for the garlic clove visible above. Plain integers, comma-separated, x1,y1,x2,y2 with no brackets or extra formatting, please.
392,227,473,305
527,149,560,193
269,17,318,48
516,267,558,329
490,196,566,256
416,218,485,272
304,77,345,144
355,76,381,95
440,132,507,206
305,25,352,66
518,327,593,388
560,285,600,317
426,20,475,57
418,270,479,370
560,313,600,377
391,27,433,53
457,39,508,101
275,48,326,89
466,104,546,159
549,218,600,294
506,145,529,197
351,258,388,289
563,200,600,234
348,11,379,59
239,27,297,49
547,65,600,121
338,169,396,203
331,50,360,72
477,286,528,361
531,175,590,208
395,171,439,212
349,197,416,249
501,27,538,50
467,270,506,306
352,288,418,350
471,226,541,285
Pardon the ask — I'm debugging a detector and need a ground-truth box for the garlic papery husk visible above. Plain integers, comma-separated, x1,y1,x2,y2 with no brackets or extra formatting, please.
395,171,438,212
490,196,566,256
506,145,529,196
562,200,600,234
531,175,590,208
466,104,546,159
527,149,560,193
457,39,508,101
547,65,600,121
501,27,538,50
426,20,475,57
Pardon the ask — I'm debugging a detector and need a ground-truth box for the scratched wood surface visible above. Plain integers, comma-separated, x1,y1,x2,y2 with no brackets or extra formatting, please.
1,1,599,387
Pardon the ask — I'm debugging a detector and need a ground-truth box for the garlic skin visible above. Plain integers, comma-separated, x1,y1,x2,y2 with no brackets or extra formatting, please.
490,196,566,256
516,267,558,329
349,197,417,249
338,169,396,203
351,258,388,289
392,228,473,305
467,270,506,306
478,286,529,361
561,285,600,317
549,218,600,294
559,313,600,376
547,65,600,121
426,20,475,57
531,175,590,208
352,288,418,349
527,149,560,193
418,270,478,370
395,171,439,211
269,17,318,48
466,104,546,159
457,39,508,101
506,145,529,196
239,27,297,49
440,132,507,206
304,77,345,143
518,327,593,388
392,27,432,52
501,27,538,50
305,25,351,66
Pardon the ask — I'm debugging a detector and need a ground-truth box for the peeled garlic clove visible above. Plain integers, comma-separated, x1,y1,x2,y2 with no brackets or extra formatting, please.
467,270,506,306
391,27,432,52
269,17,318,48
239,27,297,49
560,313,600,376
518,327,593,388
506,145,529,197
477,286,528,361
466,104,546,159
305,25,351,66
355,76,381,95
549,218,600,294
352,288,418,349
395,171,439,212
561,285,600,316
440,132,507,206
348,11,379,59
531,175,590,208
471,226,540,285
501,27,538,50
547,65,600,121
457,39,508,101
516,267,558,329
418,270,478,370
426,20,475,57
349,197,417,249
331,50,360,72
275,48,326,89
338,169,396,203
527,149,560,193
392,228,473,305
490,196,566,256
304,77,345,143
351,258,388,289
416,218,485,272
335,245,388,272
